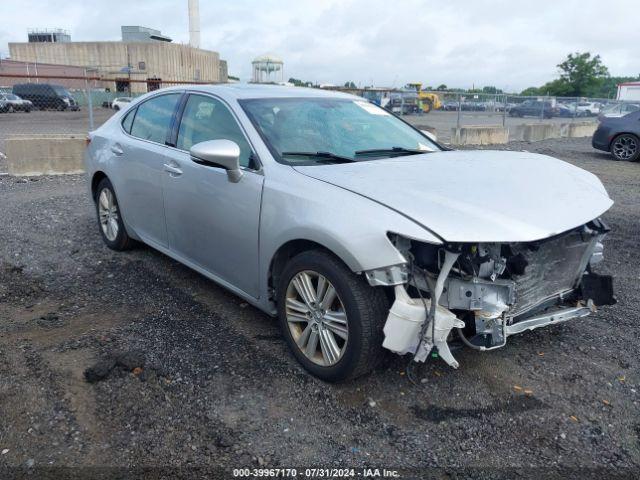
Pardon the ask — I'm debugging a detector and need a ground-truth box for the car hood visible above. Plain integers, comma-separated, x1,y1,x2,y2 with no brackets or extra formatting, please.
293,150,613,243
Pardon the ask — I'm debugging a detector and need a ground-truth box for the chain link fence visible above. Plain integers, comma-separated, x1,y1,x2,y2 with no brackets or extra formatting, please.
351,88,639,142
2,74,639,168
0,73,225,172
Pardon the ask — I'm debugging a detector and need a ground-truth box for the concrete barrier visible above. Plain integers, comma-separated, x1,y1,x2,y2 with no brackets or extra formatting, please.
6,134,86,176
568,121,597,138
450,125,509,145
511,121,597,142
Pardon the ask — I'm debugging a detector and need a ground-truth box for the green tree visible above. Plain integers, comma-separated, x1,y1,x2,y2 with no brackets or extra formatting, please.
556,52,609,96
344,81,357,89
482,86,503,94
520,87,540,96
436,84,448,91
592,75,640,98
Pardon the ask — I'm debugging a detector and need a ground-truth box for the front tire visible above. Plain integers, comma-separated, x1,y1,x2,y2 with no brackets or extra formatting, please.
611,134,640,162
95,178,135,251
277,250,389,382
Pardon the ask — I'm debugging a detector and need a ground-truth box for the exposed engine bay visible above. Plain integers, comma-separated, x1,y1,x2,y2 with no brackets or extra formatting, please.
367,219,616,368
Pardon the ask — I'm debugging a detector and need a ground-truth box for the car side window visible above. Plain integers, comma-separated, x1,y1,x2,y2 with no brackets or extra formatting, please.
177,94,253,168
122,108,136,134
130,93,180,144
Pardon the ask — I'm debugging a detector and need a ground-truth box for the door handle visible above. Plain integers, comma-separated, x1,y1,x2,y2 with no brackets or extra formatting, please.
110,144,124,156
163,163,183,176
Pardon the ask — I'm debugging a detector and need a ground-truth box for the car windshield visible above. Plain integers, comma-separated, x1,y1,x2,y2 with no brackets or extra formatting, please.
53,86,71,97
240,97,439,164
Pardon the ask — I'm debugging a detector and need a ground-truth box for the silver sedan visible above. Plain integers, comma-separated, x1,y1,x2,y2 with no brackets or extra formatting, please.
85,85,615,381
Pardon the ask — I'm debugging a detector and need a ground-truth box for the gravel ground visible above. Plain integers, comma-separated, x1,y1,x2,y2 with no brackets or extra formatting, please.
0,137,638,478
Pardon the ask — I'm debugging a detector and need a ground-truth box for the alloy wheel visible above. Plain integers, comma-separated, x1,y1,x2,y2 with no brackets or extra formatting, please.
285,270,349,366
612,135,638,160
98,188,119,241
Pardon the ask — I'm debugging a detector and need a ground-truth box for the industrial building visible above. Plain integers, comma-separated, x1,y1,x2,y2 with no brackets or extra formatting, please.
0,58,93,89
617,82,640,101
8,10,227,93
8,32,227,93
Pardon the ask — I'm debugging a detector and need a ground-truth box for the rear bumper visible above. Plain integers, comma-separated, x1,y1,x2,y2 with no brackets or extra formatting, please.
592,126,611,151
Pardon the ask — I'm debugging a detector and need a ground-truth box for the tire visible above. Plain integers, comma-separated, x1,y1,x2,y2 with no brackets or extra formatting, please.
423,100,433,114
610,134,640,162
95,178,135,251
7,105,14,113
277,250,389,382
113,105,120,111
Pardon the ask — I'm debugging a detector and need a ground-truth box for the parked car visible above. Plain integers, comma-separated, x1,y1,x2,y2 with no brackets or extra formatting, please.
556,103,577,118
85,85,615,382
12,83,79,111
598,102,640,122
0,93,33,112
440,100,459,111
576,101,602,116
592,110,640,161
509,100,557,118
111,97,133,111
563,101,601,117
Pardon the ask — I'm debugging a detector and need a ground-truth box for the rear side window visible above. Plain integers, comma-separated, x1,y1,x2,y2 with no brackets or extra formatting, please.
130,93,180,144
121,108,136,134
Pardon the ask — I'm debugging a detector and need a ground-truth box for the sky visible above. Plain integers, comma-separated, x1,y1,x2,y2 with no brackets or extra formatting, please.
1,0,638,91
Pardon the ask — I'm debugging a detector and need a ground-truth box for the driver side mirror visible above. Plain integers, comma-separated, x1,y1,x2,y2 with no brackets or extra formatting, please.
190,139,243,183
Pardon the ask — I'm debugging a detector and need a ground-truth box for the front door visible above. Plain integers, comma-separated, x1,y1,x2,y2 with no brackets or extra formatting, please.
162,93,264,297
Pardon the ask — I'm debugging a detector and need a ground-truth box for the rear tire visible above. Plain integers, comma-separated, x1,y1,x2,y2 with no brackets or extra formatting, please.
610,134,640,162
95,178,135,251
277,250,389,382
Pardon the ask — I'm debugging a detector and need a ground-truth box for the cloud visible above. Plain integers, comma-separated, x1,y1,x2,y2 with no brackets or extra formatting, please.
1,0,637,91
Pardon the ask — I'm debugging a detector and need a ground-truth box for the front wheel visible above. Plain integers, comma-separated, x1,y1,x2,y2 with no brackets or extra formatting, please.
277,250,389,382
95,178,135,250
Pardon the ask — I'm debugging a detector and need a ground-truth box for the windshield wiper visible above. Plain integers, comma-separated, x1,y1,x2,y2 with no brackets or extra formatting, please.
354,147,429,157
281,151,355,164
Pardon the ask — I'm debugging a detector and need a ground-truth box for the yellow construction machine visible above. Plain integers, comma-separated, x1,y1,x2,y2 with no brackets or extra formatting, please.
406,83,442,113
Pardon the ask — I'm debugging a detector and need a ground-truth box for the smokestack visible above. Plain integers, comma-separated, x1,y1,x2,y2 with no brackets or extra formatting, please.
188,0,200,48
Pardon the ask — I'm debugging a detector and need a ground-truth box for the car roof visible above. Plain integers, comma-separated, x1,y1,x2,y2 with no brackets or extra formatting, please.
157,83,361,101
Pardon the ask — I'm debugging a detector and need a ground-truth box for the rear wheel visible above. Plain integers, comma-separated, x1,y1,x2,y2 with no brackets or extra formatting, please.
611,134,640,162
95,178,135,251
277,250,388,382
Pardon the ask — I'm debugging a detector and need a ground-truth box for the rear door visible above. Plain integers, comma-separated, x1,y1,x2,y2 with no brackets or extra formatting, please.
162,93,264,297
112,92,182,248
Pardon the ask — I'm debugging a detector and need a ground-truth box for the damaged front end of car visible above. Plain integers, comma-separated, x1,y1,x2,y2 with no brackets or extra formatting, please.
365,219,616,368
